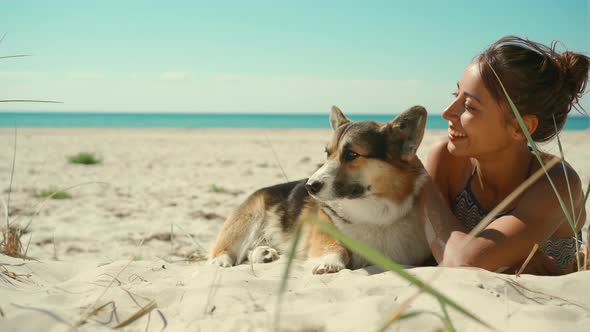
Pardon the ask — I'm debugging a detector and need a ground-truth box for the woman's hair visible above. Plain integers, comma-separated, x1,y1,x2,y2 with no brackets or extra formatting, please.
476,35,589,142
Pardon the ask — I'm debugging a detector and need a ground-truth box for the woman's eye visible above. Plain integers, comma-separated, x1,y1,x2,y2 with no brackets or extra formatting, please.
343,150,359,161
451,91,459,97
464,103,475,111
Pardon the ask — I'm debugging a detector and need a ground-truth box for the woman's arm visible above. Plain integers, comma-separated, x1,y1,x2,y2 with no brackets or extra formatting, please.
419,140,471,264
419,142,585,273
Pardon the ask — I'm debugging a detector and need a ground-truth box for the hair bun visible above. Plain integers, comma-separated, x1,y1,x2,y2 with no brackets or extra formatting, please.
558,51,590,104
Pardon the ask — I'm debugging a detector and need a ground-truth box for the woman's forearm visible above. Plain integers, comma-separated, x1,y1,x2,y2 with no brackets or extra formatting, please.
419,176,470,265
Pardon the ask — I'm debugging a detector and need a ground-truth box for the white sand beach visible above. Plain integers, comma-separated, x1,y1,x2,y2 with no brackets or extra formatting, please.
0,128,589,332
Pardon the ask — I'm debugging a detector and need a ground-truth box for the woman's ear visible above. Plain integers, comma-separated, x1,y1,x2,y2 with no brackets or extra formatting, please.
511,114,538,140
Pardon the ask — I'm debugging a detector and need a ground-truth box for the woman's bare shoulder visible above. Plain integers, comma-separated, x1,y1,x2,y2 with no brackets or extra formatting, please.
534,152,582,193
517,151,585,233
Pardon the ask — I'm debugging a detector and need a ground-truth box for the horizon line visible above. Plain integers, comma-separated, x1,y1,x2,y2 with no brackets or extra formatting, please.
0,110,588,118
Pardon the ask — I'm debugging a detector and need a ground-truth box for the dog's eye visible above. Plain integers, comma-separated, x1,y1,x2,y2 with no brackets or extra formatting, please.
343,150,359,161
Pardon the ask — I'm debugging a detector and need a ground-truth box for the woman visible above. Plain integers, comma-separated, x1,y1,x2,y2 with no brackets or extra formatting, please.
419,35,588,275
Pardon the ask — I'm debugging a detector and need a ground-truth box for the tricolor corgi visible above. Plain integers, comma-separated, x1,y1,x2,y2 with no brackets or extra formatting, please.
208,105,431,274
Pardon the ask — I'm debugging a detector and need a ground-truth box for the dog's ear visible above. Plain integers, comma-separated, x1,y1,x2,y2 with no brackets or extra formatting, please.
382,105,427,162
330,105,351,130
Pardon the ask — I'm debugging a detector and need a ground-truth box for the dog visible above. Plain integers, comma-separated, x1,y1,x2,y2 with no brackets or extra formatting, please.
208,105,431,274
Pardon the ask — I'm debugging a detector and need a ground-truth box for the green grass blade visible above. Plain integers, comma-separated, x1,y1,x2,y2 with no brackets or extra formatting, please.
552,116,576,232
552,116,582,270
396,311,427,321
311,220,493,330
487,64,574,226
440,300,457,332
274,223,302,330
575,180,590,228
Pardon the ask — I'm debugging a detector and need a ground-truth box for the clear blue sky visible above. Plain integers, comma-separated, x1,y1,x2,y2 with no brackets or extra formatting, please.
1,0,588,114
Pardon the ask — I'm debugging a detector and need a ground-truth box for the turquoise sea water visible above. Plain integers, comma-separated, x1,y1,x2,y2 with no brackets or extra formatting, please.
0,112,588,130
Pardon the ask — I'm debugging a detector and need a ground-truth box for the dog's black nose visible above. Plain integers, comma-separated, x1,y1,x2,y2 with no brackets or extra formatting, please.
305,181,323,194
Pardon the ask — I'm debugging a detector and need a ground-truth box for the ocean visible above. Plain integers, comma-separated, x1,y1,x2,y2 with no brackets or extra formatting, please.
0,112,588,130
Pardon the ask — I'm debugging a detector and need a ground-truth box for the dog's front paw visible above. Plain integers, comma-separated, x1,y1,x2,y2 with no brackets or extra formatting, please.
249,246,279,263
208,253,234,267
311,253,346,275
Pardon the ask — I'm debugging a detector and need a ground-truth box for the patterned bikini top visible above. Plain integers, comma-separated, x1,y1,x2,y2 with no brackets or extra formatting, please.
451,161,581,271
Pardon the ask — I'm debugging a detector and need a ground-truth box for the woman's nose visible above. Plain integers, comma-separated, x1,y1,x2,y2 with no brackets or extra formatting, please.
442,97,462,121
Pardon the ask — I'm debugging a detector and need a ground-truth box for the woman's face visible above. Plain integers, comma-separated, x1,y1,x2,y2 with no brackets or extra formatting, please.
441,63,516,158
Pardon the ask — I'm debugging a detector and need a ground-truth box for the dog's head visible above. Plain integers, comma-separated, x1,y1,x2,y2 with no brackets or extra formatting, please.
305,105,427,224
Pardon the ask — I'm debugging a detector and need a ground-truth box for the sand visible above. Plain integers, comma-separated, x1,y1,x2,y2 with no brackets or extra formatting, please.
0,127,589,332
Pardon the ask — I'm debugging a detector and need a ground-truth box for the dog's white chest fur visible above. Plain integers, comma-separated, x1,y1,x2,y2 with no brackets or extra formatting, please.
323,196,430,268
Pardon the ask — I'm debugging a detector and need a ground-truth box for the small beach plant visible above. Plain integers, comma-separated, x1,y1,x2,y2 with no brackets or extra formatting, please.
68,152,101,165
209,184,227,193
33,189,72,200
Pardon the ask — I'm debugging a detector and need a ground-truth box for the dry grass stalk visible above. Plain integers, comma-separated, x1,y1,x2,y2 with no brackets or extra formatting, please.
70,227,156,331
71,271,132,329
52,232,58,260
585,232,589,271
114,300,157,329
204,269,221,316
0,264,30,286
516,244,539,277
121,289,167,331
82,300,120,325
495,276,589,311
1,225,23,258
74,290,160,329
1,265,18,280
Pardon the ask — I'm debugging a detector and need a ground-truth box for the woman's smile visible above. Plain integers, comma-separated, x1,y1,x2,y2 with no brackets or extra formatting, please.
448,125,467,141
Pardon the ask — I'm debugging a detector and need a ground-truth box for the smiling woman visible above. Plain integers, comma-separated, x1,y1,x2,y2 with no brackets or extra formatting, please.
419,35,589,275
